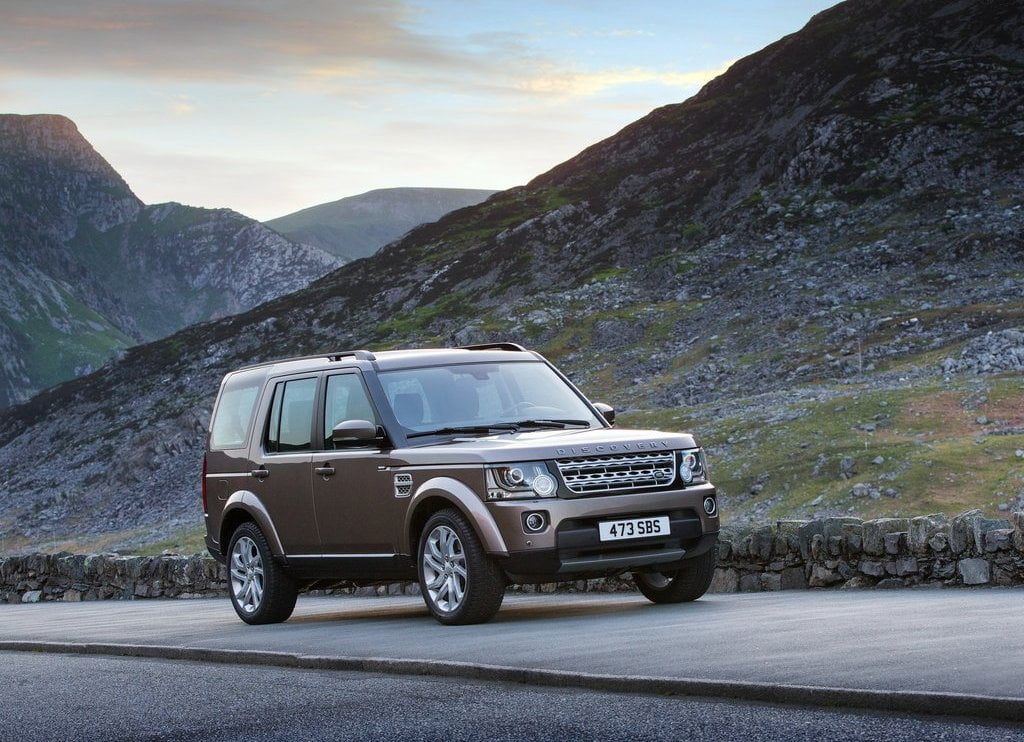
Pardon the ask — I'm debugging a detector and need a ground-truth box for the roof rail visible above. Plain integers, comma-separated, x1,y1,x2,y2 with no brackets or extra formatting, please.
327,350,376,362
459,342,527,352
233,349,376,372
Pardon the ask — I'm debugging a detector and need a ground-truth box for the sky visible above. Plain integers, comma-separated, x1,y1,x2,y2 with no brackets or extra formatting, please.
0,0,838,221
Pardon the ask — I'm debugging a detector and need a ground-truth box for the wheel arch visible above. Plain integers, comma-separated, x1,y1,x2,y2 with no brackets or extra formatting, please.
220,491,286,557
404,477,508,558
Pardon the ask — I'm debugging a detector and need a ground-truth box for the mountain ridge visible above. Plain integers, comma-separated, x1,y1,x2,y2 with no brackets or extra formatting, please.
265,186,497,261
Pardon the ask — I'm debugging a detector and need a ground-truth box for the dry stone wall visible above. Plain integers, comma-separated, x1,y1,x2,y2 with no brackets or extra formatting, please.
2,509,1022,604
0,553,228,604
712,509,1024,592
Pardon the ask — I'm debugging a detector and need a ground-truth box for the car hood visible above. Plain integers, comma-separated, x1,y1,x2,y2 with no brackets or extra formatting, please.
390,427,698,466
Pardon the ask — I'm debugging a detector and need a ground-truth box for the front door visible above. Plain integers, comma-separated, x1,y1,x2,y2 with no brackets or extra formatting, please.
251,374,321,555
310,371,401,555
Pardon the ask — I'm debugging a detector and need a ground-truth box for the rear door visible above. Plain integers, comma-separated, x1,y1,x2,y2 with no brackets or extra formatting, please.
250,374,321,555
310,371,400,555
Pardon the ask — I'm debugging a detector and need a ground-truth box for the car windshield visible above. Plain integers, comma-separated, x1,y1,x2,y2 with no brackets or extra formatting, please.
377,361,603,436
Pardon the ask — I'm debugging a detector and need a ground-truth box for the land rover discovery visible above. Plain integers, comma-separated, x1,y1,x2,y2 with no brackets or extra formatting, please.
202,343,719,625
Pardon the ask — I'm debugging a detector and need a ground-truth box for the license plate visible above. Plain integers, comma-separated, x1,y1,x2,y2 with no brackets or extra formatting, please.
598,516,670,542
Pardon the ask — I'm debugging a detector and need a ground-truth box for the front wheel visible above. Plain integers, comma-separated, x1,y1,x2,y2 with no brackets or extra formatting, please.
418,509,505,625
635,543,717,604
228,521,298,624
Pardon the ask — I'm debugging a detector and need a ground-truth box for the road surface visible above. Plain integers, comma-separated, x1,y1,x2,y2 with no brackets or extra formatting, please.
2,652,1022,742
2,589,1022,700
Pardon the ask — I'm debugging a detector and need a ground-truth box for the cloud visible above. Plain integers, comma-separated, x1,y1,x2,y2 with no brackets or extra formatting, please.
0,1,731,108
169,96,194,115
518,63,732,97
0,1,470,82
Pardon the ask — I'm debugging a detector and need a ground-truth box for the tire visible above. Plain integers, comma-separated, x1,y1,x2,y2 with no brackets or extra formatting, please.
634,541,718,604
227,521,298,625
418,508,505,625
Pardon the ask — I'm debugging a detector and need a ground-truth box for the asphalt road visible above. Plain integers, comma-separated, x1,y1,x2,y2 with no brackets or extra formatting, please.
1,652,1022,742
2,590,1022,699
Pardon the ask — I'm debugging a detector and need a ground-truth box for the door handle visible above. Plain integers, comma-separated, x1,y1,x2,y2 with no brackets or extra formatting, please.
315,465,336,477
250,467,270,480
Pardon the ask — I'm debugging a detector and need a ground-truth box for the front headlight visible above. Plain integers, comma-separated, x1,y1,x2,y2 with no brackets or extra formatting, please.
679,448,708,484
485,462,557,500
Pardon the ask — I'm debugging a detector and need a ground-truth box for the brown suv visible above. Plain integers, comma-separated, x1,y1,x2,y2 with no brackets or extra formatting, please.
203,344,719,625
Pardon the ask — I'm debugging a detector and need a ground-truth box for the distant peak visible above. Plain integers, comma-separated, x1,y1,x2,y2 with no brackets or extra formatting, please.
0,113,83,144
0,112,138,200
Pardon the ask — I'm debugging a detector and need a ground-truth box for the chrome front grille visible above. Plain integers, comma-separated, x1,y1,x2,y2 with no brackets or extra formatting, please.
555,451,677,494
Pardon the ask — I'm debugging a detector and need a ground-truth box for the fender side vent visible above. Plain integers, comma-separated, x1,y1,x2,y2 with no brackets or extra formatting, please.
394,473,413,498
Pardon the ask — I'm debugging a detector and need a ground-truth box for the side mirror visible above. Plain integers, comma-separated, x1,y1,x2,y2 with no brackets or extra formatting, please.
332,419,379,444
593,402,615,425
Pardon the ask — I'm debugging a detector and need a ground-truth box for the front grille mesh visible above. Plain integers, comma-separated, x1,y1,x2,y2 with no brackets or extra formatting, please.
555,451,676,494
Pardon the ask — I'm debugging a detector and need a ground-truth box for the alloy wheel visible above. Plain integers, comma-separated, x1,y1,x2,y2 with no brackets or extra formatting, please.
422,525,468,613
230,535,265,613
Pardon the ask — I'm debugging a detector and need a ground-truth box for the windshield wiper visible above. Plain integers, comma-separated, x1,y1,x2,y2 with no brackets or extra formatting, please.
406,419,591,439
406,423,520,439
506,419,592,429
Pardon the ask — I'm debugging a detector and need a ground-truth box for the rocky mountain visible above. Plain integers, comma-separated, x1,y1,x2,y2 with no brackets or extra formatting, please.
265,187,497,261
1,0,1023,553
0,114,342,407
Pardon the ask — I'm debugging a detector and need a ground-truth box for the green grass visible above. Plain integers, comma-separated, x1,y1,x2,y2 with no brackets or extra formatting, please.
621,375,1024,526
133,524,208,556
371,290,474,340
588,266,628,283
4,283,134,390
538,300,694,366
679,222,706,241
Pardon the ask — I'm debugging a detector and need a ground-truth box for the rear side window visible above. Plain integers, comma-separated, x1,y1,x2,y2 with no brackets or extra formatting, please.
264,377,317,453
210,376,261,450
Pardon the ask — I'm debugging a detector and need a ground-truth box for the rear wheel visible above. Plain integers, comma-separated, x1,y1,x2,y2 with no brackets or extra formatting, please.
228,521,297,624
418,508,505,625
635,542,717,604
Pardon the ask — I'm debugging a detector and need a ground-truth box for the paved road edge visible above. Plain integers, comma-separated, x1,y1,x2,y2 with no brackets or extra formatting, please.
2,641,1022,723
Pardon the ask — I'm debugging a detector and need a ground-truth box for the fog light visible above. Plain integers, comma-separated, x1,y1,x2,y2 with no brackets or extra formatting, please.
524,512,547,533
703,496,717,516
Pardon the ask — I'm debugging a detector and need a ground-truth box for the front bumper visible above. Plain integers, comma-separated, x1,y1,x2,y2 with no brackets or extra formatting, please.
486,482,719,581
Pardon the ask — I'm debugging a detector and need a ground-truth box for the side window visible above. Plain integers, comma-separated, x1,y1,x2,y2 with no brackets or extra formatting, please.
323,373,379,449
264,377,317,453
210,377,261,450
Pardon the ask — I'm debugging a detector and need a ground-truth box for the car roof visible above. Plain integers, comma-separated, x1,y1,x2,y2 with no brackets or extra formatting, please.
227,346,543,379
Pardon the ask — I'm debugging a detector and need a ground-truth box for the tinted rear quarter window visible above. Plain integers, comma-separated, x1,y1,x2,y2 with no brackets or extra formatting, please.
210,376,262,450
